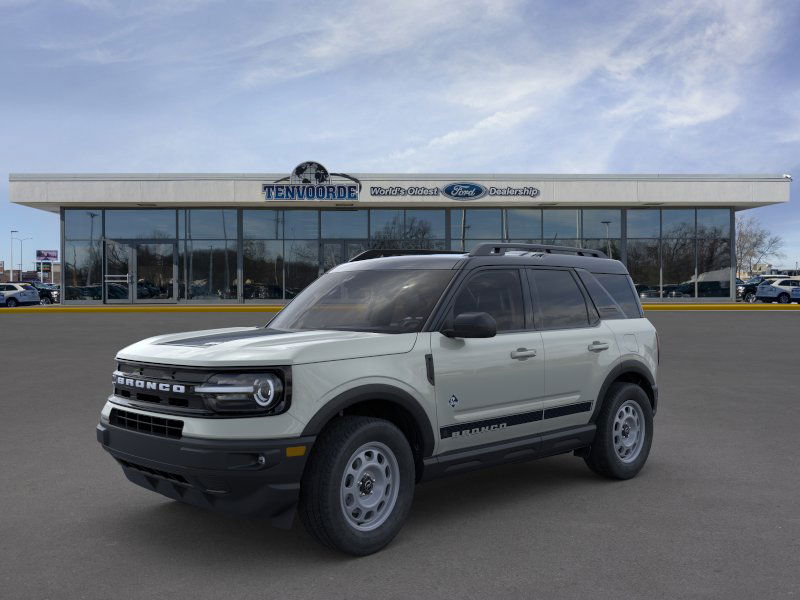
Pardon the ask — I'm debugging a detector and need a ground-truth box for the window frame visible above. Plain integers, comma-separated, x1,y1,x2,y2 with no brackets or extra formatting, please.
526,266,600,332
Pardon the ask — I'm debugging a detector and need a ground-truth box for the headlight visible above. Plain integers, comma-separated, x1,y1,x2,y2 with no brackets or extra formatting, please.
195,372,287,415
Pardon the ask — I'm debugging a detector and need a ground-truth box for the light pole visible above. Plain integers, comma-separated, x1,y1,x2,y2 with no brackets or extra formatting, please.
10,230,18,281
11,235,32,281
601,220,612,257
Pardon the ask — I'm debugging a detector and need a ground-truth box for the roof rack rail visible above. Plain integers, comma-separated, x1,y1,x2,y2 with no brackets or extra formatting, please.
349,249,465,262
469,243,608,259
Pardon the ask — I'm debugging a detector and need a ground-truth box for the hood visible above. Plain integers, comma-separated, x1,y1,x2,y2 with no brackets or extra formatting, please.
116,326,419,367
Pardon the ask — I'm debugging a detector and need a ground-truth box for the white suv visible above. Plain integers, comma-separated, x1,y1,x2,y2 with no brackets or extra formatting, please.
755,277,800,303
97,244,659,555
0,283,40,307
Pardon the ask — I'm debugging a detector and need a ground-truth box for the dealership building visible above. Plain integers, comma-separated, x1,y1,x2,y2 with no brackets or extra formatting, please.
9,164,791,304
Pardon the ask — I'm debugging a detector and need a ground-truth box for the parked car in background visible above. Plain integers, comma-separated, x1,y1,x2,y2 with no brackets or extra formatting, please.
755,278,800,304
24,281,60,304
0,283,41,307
737,275,783,303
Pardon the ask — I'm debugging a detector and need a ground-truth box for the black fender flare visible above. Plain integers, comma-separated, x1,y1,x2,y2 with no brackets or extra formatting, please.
591,360,658,422
301,384,436,457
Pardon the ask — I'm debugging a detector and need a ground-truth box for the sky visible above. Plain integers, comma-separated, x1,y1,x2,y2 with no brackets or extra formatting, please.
1,0,799,270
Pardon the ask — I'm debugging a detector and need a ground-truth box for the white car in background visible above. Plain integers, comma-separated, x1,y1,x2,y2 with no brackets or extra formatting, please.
755,278,800,304
0,283,41,307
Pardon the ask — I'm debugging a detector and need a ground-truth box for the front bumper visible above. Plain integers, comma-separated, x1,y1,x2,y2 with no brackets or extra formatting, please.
97,423,315,528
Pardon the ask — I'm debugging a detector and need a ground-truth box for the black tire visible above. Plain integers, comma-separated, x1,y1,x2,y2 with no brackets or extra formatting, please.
778,293,790,304
584,382,653,480
298,416,415,556
6,298,18,308
40,297,52,305
744,292,756,303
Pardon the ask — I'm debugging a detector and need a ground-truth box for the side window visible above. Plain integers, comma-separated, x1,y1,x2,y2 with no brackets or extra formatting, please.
593,273,643,318
529,269,590,329
450,269,525,332
576,270,626,319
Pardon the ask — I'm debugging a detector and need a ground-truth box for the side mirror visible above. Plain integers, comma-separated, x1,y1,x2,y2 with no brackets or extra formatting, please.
442,312,497,338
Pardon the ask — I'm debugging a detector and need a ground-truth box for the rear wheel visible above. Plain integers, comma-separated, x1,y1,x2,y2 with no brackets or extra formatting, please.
6,298,18,308
585,383,653,479
299,416,415,556
778,293,790,304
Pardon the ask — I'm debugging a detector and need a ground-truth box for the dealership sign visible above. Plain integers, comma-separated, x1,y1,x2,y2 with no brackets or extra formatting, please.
36,249,58,261
370,182,540,199
263,161,360,201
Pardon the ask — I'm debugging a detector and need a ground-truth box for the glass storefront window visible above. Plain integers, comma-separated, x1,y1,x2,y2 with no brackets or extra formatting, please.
106,209,176,239
321,210,368,238
284,240,318,298
697,209,730,237
697,236,731,298
661,237,696,298
582,209,621,238
64,209,102,240
451,209,502,243
661,209,695,238
243,209,281,239
405,210,446,239
626,239,660,299
507,209,542,241
64,241,102,300
284,210,318,238
182,209,236,239
626,210,660,238
582,239,620,260
243,240,283,300
181,240,237,301
543,210,580,242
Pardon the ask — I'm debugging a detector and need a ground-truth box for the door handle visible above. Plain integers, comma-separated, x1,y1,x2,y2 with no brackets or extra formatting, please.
588,341,610,352
510,348,537,360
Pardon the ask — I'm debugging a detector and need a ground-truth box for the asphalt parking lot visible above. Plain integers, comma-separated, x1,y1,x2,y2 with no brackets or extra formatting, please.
1,310,799,599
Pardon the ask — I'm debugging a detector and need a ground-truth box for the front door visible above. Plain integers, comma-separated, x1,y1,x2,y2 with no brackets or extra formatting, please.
104,241,177,303
431,268,546,452
320,240,368,274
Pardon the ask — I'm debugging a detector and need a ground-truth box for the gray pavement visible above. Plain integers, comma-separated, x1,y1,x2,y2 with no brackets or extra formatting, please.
1,311,799,599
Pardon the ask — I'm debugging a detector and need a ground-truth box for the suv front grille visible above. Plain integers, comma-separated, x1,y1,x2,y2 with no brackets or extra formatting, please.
113,361,211,414
109,408,183,439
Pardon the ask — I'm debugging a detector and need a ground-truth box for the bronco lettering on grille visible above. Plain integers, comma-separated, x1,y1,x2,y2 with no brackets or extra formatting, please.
115,376,186,394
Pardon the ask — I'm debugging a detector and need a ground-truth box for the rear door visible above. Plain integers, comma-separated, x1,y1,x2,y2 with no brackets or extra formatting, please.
431,267,546,452
527,268,620,430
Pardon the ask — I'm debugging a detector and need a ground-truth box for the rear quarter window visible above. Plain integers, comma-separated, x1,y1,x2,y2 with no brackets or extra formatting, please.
593,273,643,318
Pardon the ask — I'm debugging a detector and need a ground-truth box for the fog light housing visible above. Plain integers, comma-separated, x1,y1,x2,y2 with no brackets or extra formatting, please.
196,372,286,415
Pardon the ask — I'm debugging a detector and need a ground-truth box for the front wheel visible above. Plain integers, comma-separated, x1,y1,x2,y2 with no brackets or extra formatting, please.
298,416,415,556
40,297,52,305
585,383,653,479
744,292,756,303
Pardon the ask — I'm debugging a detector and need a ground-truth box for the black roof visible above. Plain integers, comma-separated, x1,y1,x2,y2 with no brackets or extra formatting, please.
338,244,629,275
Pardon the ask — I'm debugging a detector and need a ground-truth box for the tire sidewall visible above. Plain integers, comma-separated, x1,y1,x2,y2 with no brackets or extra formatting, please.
317,419,415,555
596,384,654,479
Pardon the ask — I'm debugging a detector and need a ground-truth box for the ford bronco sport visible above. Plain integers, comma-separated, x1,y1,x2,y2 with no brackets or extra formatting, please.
97,243,658,555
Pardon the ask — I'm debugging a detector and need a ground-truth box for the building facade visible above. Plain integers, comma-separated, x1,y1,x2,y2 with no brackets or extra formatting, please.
9,165,791,304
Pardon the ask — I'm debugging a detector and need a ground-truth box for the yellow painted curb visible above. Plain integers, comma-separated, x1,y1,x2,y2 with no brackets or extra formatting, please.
642,304,800,310
2,305,283,313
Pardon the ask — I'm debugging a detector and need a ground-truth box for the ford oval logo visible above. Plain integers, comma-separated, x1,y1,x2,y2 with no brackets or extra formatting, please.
442,182,487,200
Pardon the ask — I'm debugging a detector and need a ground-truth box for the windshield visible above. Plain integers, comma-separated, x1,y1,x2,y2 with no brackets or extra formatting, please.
269,269,455,333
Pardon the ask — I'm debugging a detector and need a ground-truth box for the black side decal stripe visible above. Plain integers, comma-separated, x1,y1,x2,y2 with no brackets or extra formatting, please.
543,401,592,419
440,402,592,439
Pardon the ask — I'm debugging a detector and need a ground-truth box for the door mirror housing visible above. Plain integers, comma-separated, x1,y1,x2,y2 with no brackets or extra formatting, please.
442,312,497,338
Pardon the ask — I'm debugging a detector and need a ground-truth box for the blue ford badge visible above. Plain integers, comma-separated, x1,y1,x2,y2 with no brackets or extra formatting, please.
442,182,487,200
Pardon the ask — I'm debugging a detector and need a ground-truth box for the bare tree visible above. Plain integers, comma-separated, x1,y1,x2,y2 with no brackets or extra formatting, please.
735,213,784,275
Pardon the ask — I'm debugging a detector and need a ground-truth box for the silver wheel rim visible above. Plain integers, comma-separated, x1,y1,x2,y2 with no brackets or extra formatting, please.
613,400,645,463
340,441,400,532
